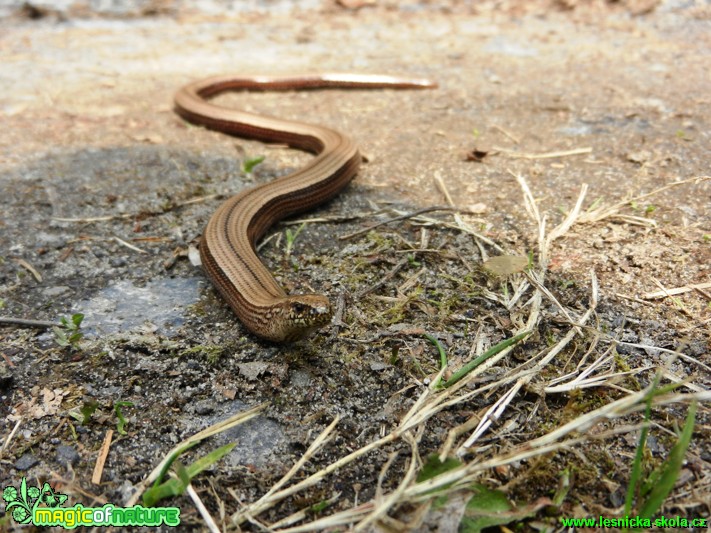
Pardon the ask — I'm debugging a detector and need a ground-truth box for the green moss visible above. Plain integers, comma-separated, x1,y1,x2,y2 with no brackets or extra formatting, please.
188,301,209,317
180,344,224,364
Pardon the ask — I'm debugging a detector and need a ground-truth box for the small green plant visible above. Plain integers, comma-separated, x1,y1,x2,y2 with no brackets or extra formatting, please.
630,201,657,215
285,223,306,256
52,313,84,350
114,401,134,435
624,375,697,519
142,443,236,506
588,197,604,211
559,279,576,290
407,254,421,267
242,155,265,174
68,399,134,434
71,399,99,424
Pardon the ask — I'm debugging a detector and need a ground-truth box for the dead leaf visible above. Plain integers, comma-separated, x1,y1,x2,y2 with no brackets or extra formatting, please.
238,361,270,381
9,387,69,421
465,148,490,162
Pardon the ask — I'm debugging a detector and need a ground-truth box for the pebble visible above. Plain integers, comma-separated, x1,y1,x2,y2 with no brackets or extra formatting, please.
56,445,81,467
14,453,39,471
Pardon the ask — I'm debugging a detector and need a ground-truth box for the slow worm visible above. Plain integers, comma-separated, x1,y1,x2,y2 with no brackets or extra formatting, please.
174,74,436,342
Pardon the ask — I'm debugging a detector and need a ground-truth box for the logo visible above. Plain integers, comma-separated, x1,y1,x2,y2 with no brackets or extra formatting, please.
3,478,68,524
3,478,180,528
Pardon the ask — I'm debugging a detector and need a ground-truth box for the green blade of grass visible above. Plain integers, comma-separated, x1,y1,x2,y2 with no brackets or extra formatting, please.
143,442,236,506
624,373,660,515
424,333,447,388
439,331,530,389
114,401,134,435
638,401,697,519
242,155,265,174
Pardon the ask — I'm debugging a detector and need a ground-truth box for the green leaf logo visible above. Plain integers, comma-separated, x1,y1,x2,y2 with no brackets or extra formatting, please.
2,478,69,525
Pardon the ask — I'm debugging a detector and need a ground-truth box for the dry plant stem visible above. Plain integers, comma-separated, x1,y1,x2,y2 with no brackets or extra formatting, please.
52,193,221,223
186,483,221,533
544,183,588,249
269,493,342,530
14,258,42,282
405,390,710,501
460,383,523,450
114,236,147,254
547,343,622,391
0,317,56,328
525,271,581,331
228,171,707,529
253,416,340,504
544,366,652,393
338,206,472,240
397,367,448,430
659,369,705,393
643,282,711,299
231,429,400,526
92,429,113,485
650,277,695,319
433,171,456,207
496,146,593,159
1,417,23,454
439,413,481,461
354,445,419,531
356,256,409,298
614,341,711,373
277,504,375,533
457,176,597,450
440,212,504,251
577,175,709,226
233,373,444,527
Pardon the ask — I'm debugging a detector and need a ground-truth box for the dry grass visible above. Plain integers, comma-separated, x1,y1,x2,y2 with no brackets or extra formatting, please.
130,174,709,530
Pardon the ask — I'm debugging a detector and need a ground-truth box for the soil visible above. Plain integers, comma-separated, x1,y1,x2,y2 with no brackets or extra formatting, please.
0,1,709,531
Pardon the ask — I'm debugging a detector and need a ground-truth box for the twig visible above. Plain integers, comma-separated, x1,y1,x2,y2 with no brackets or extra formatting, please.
354,445,418,531
643,282,711,300
433,171,455,207
577,175,709,226
52,193,221,223
92,429,113,485
0,317,56,328
186,483,221,533
257,417,339,502
1,418,22,454
356,257,409,298
339,206,473,240
15,259,42,282
114,236,148,254
495,146,592,159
